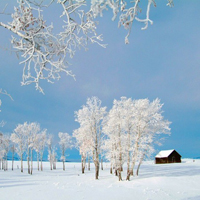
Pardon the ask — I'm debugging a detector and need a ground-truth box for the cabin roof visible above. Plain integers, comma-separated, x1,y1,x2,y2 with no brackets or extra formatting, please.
155,149,175,158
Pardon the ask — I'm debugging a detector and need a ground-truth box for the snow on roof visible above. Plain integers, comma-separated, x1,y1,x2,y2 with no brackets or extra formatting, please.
155,149,175,158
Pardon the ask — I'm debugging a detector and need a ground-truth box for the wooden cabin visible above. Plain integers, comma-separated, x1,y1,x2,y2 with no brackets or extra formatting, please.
155,149,181,164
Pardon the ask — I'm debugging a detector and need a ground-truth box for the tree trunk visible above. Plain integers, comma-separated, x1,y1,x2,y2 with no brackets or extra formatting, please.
88,158,90,171
127,129,131,176
50,156,53,170
37,152,39,171
115,169,118,176
50,160,52,170
84,156,86,170
12,146,14,171
110,163,112,174
40,152,44,171
127,162,130,175
30,149,33,175
136,161,141,176
130,134,140,176
53,160,56,169
2,159,4,170
21,155,23,173
62,147,65,171
6,155,8,171
81,155,85,174
95,161,99,180
126,171,131,181
118,169,122,181
136,152,146,176
63,160,65,171
101,158,103,170
27,147,30,174
2,159,4,171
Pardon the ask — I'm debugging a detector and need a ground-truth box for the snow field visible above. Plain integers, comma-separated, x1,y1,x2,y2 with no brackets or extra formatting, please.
0,159,200,200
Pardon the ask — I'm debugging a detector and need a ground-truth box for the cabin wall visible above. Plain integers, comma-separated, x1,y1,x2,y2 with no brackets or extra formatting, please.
155,151,181,164
168,151,181,163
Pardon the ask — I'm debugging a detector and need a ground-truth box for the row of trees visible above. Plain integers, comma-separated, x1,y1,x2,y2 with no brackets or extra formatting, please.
0,122,72,174
73,96,171,181
0,96,171,181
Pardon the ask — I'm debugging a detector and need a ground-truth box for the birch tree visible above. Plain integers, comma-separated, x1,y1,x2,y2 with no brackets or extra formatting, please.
126,98,171,180
73,125,93,174
11,123,28,172
27,122,41,175
1,135,10,171
58,132,72,171
103,97,131,181
74,96,107,179
47,134,54,170
52,147,57,170
34,129,47,171
103,97,170,181
10,141,16,171
0,133,10,171
0,0,174,92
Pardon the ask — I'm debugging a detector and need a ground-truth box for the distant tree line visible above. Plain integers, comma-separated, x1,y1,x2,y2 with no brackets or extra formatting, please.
0,96,171,181
0,123,72,174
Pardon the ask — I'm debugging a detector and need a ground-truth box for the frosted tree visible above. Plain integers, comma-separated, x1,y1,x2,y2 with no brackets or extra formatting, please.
126,98,171,180
13,122,40,174
27,122,41,175
58,132,72,171
0,133,10,171
11,123,28,172
1,134,10,171
10,140,16,171
74,96,107,179
118,97,135,176
11,122,41,174
34,129,47,171
103,97,130,181
73,125,94,174
0,0,174,92
103,97,170,181
52,147,57,170
47,134,54,170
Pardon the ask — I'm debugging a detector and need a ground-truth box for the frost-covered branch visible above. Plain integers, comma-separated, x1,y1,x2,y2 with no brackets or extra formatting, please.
0,0,173,92
0,89,13,115
73,96,107,179
58,0,106,56
1,0,76,93
90,0,174,44
0,89,13,102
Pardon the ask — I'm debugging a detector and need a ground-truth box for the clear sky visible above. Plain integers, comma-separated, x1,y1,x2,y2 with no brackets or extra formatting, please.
0,1,200,160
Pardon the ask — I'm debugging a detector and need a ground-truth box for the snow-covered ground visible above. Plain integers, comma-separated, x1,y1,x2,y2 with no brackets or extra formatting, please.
0,159,200,200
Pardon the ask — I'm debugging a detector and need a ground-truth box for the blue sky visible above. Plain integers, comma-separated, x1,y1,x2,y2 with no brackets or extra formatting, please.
0,1,200,160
